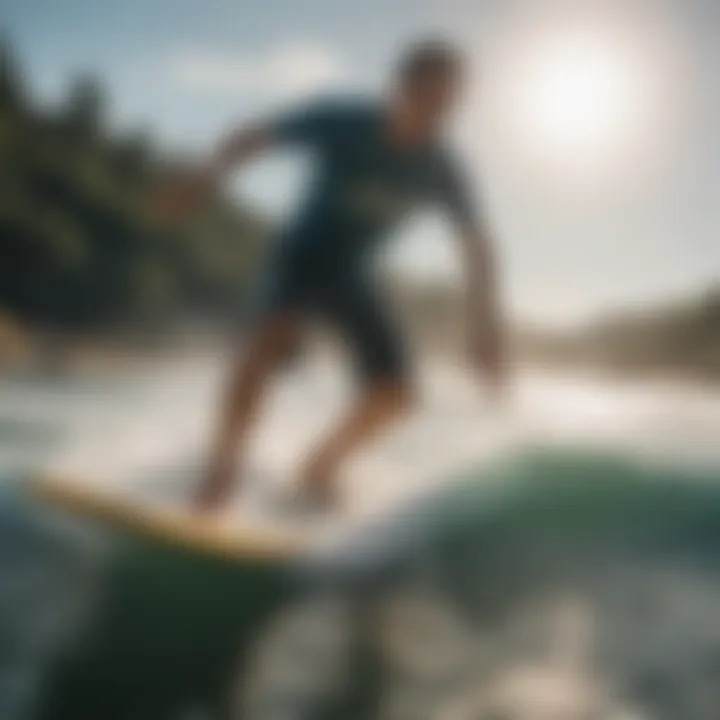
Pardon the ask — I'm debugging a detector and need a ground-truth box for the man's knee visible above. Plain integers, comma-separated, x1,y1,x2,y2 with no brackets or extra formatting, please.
371,379,416,418
226,315,299,404
244,315,300,369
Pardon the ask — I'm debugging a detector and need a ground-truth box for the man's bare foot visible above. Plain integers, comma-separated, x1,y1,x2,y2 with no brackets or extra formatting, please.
272,482,339,518
193,464,234,513
296,458,341,510
265,458,342,517
193,489,225,514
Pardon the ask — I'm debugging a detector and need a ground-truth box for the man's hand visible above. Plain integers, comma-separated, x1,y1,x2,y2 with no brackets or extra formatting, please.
149,123,273,225
459,226,508,406
149,168,216,225
469,321,507,405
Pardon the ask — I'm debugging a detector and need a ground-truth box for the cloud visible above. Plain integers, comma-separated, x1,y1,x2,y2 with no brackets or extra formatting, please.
164,42,345,98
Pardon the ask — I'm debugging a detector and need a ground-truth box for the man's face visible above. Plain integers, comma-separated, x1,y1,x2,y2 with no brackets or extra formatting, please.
402,69,462,137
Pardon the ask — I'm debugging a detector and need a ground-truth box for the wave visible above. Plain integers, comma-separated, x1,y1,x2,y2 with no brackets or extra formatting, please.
2,447,720,718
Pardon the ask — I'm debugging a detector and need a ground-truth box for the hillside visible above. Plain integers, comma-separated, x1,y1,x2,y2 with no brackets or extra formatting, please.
389,277,720,382
0,40,267,338
522,288,720,381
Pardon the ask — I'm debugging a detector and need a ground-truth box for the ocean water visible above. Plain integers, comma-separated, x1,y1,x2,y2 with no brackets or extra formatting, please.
1,355,720,718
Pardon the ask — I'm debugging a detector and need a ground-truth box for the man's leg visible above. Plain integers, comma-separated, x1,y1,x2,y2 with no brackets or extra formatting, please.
297,270,414,505
298,380,413,503
196,314,301,510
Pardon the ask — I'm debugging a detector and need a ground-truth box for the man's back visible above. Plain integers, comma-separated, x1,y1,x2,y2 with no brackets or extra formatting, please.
273,97,475,262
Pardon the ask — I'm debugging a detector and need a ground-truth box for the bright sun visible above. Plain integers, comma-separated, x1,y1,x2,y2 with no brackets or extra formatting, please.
513,34,640,163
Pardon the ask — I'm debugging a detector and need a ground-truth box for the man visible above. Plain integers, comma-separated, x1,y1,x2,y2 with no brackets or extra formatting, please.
159,39,507,512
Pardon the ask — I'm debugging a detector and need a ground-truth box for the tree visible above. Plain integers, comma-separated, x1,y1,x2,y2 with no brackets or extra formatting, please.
63,75,105,141
0,37,24,111
1,45,267,333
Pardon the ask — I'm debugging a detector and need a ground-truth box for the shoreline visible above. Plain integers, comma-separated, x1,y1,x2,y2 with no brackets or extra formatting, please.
1,314,718,389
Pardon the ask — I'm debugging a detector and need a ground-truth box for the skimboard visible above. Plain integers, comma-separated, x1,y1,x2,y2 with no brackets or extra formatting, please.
31,473,316,561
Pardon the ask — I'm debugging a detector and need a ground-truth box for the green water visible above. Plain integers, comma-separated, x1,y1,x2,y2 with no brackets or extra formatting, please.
2,449,720,719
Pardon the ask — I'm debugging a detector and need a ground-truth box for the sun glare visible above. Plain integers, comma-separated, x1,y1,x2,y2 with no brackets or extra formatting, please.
513,34,641,163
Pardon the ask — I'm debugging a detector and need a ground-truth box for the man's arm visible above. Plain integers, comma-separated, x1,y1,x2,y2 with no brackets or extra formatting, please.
460,224,506,396
152,123,274,222
153,100,341,222
204,123,274,185
436,152,507,395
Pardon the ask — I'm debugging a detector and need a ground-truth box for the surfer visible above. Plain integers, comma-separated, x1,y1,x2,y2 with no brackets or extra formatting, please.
157,39,507,512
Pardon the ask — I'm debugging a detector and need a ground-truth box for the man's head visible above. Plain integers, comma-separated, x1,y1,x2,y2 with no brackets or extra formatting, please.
392,39,465,141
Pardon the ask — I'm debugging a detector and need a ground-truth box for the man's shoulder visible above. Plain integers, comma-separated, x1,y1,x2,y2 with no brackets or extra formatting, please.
304,94,381,127
426,140,460,167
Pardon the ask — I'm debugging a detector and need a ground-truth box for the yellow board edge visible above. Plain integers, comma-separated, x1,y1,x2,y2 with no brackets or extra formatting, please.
31,474,309,562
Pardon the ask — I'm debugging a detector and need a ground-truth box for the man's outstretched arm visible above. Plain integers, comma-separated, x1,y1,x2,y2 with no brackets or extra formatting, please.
153,100,339,222
204,123,274,184
152,123,274,222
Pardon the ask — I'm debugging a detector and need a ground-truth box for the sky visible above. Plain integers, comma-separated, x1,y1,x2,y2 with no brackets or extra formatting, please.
2,0,719,326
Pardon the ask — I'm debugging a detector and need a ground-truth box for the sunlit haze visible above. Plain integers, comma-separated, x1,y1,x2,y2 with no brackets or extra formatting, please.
511,33,641,164
2,0,717,325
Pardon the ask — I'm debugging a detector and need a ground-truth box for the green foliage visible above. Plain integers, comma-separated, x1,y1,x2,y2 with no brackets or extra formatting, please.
0,41,267,332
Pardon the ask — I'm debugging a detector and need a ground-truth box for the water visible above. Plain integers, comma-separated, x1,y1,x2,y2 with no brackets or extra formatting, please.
1,354,720,718
7,355,720,512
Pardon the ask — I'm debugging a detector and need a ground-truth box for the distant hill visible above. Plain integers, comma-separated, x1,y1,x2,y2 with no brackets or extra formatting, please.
0,39,267,336
389,277,720,382
521,287,720,382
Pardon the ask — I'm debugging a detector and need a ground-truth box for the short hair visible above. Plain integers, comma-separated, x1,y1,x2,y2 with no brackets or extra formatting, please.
397,39,464,85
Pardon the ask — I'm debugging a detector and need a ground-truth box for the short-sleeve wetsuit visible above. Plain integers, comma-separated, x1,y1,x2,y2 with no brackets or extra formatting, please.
256,97,480,384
